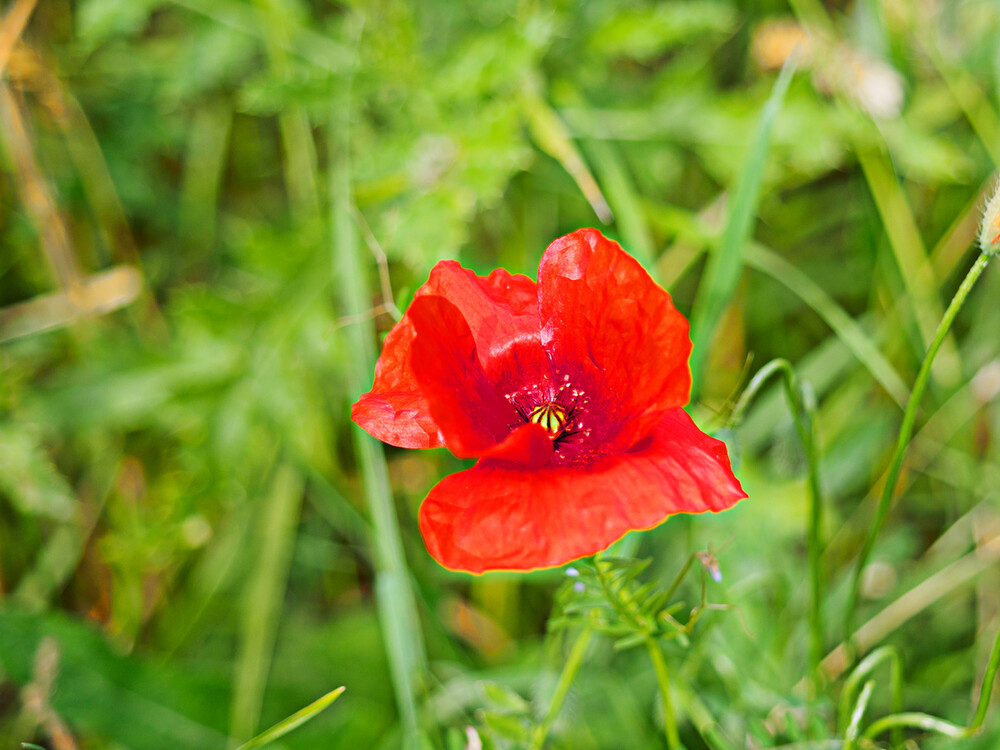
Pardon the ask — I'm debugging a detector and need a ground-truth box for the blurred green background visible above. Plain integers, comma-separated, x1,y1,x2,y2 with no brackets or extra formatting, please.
2,0,1000,748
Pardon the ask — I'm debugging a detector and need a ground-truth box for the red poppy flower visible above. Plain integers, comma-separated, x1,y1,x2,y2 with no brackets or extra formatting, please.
352,228,746,573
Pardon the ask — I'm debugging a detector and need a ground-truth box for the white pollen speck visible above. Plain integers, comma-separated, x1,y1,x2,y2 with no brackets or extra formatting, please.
577,422,583,428
563,374,570,381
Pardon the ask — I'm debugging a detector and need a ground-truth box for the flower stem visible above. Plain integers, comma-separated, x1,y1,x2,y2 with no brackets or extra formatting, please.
528,625,594,750
844,252,993,651
645,636,685,750
730,358,823,695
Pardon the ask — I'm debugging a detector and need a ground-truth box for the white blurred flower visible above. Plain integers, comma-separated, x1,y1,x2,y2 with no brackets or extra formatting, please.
465,725,482,750
850,56,905,120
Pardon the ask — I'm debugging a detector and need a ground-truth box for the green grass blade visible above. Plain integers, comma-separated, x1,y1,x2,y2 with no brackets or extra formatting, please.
583,139,654,265
842,679,874,749
857,627,1000,741
745,242,908,406
844,252,993,648
852,135,961,385
729,358,824,694
178,101,232,255
913,17,1000,167
254,0,320,222
643,202,908,407
969,619,1000,731
328,29,426,750
519,77,613,224
690,54,797,391
234,686,346,750
229,464,305,743
166,0,350,72
838,646,902,742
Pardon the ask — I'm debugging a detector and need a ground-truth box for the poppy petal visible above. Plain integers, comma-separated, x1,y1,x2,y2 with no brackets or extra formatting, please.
409,295,554,464
538,229,692,451
351,316,444,449
482,423,553,467
408,295,510,457
352,260,543,449
419,409,746,573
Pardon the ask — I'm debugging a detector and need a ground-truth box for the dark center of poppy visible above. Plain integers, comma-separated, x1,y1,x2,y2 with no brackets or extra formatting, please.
504,374,593,456
528,402,568,439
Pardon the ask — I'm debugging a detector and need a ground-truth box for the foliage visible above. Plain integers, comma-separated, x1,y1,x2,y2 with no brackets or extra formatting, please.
3,0,1000,748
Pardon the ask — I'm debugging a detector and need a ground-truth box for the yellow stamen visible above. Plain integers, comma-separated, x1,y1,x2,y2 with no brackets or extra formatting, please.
529,403,568,439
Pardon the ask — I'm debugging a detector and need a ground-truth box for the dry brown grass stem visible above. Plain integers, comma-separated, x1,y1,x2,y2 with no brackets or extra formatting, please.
0,0,38,76
20,637,78,750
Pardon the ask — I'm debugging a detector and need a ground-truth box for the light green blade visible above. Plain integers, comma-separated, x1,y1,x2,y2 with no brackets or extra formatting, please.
234,686,346,750
689,52,798,391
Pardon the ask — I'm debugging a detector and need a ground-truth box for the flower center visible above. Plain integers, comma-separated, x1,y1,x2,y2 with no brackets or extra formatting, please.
528,402,568,439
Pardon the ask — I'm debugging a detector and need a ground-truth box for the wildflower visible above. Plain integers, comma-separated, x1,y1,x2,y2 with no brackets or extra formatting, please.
352,229,746,573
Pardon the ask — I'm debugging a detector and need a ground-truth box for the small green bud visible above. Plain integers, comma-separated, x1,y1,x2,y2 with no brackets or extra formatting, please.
979,181,1000,256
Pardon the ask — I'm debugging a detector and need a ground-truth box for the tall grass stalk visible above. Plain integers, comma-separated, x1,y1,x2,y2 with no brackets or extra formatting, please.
229,465,304,743
690,54,797,392
645,636,684,750
730,359,823,693
328,29,426,750
527,625,594,750
838,647,902,748
844,251,993,649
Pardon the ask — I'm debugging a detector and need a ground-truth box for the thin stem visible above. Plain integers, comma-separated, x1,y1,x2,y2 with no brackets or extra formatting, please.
855,522,1000,745
838,647,902,747
730,359,823,694
862,712,967,741
970,622,1000,732
0,0,40,76
844,253,993,649
842,679,874,750
646,637,684,750
861,630,998,741
592,559,646,629
672,677,737,750
328,20,425,750
662,553,696,605
528,625,594,750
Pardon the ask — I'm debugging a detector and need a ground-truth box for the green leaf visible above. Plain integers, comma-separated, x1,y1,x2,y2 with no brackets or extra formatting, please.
0,422,75,522
481,711,530,743
613,632,651,651
588,2,735,61
76,0,159,51
229,465,305,742
480,681,531,714
234,686,346,750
